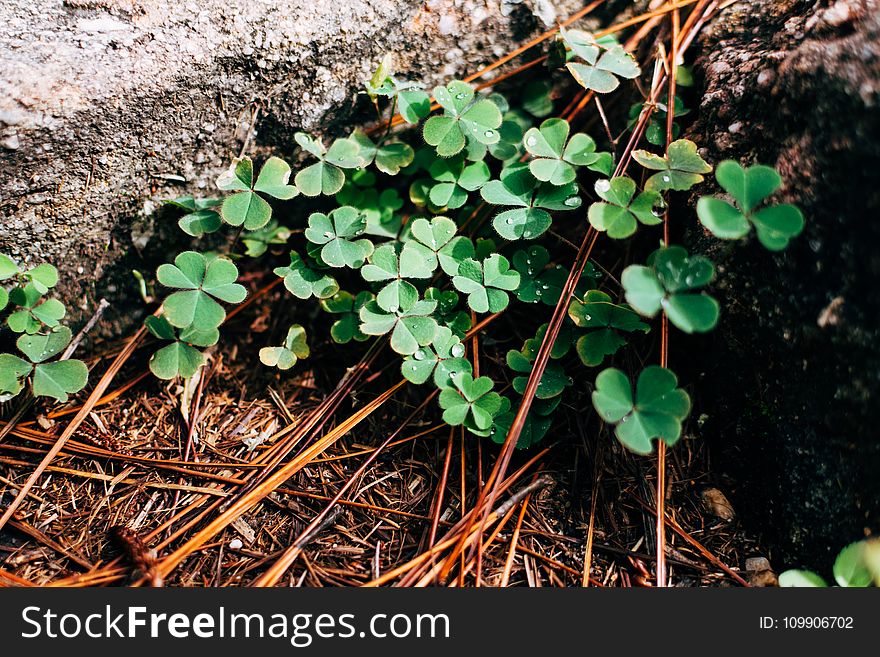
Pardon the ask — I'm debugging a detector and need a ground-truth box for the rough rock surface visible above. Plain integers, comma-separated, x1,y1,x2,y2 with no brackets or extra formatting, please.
0,0,583,314
687,0,879,570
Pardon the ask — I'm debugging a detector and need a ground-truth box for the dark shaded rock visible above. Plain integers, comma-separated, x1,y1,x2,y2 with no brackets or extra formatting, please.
686,0,880,571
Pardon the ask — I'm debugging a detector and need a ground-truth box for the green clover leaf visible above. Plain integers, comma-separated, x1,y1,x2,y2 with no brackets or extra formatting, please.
274,252,339,300
166,196,223,237
522,80,554,117
156,251,247,331
423,80,503,157
426,157,490,209
399,216,460,278
217,156,298,230
506,349,570,400
0,353,31,400
241,221,291,258
778,570,828,587
621,245,719,334
488,406,552,449
321,291,374,344
294,133,364,196
523,118,611,185
480,164,581,240
145,316,216,380
7,285,66,334
0,253,18,279
833,541,873,587
401,326,471,387
3,327,88,402
304,206,374,269
24,263,59,295
588,176,664,239
632,139,712,192
260,324,310,371
591,366,691,454
511,245,566,305
358,292,438,355
696,160,804,250
563,28,640,94
438,372,505,432
350,130,415,176
452,254,520,313
424,287,472,337
360,243,421,312
364,59,431,123
568,290,649,366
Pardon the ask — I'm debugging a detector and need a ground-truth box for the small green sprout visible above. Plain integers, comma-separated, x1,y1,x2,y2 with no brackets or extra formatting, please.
259,325,310,371
632,139,712,192
696,161,805,250
294,133,364,196
217,157,298,229
364,55,431,124
588,176,663,239
241,221,291,258
423,80,502,157
591,366,691,454
622,245,719,334
156,252,247,331
523,118,611,184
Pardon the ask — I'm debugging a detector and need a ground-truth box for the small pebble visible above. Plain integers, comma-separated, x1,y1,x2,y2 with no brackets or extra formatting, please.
228,538,243,550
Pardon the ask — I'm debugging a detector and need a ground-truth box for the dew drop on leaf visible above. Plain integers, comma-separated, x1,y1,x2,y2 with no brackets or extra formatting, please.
505,217,515,225
662,175,671,183
484,130,495,138
564,196,580,207
584,314,592,321
455,93,466,100
323,231,333,238
526,136,537,147
535,289,542,296
451,343,465,357
414,349,425,361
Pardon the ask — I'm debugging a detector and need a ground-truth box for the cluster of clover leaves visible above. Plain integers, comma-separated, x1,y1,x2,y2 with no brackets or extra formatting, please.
1,29,805,461
780,538,880,588
0,257,89,402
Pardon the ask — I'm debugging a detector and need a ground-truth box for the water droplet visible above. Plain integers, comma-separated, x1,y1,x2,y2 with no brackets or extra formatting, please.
685,275,695,286
410,364,418,371
523,230,531,238
451,343,465,357
651,205,665,218
526,136,537,147
414,349,426,361
484,130,495,138
525,258,531,265
662,175,671,183
621,415,629,423
527,268,534,276
564,196,580,207
535,289,542,296
323,231,333,238
455,92,466,100
450,371,458,378
541,284,549,290
505,217,515,225
595,179,611,193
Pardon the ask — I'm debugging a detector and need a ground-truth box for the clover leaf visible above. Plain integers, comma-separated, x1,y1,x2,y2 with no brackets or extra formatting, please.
241,221,291,258
592,366,691,454
523,118,611,185
217,157,298,230
294,133,364,196
423,80,502,157
0,354,30,401
488,406,553,449
426,157,490,209
364,59,431,124
511,245,566,305
0,254,18,312
568,290,649,366
166,196,222,237
401,326,471,387
274,252,339,300
621,245,720,334
562,29,641,94
778,570,828,587
361,242,422,312
145,315,216,380
506,349,570,400
522,322,576,361
452,254,520,313
23,263,59,295
304,206,374,269
321,291,373,344
632,139,712,192
358,292,438,355
337,171,404,238
481,164,581,240
0,326,89,402
260,325,310,371
425,287,472,336
7,285,66,334
156,251,247,331
350,130,415,176
399,216,461,278
628,96,690,146
438,372,505,433
696,160,805,251
588,176,664,239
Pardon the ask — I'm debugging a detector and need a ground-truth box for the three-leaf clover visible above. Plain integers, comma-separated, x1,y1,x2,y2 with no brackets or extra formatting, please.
294,133,364,196
217,157,298,229
425,288,471,336
156,252,247,331
0,327,88,402
511,245,566,305
259,325,310,371
274,252,339,300
6,285,65,334
361,243,422,312
358,289,438,355
426,157,490,208
632,139,712,192
22,263,59,295
696,160,805,250
562,29,641,94
588,176,663,239
401,326,471,387
438,372,505,432
506,349,570,400
423,80,502,157
304,206,374,268
481,164,581,240
568,290,649,366
321,291,373,344
591,366,691,454
489,406,552,449
166,196,222,237
350,129,415,176
399,216,463,277
523,118,611,184
622,246,719,333
145,315,216,380
452,254,521,313
241,221,291,258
